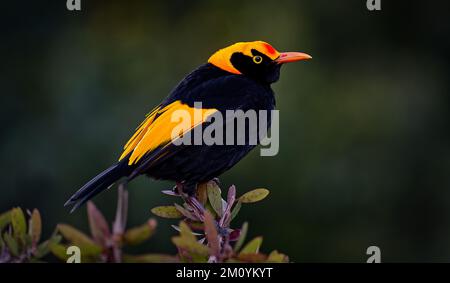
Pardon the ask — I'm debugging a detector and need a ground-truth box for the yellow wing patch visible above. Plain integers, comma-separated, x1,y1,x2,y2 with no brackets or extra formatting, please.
119,101,218,165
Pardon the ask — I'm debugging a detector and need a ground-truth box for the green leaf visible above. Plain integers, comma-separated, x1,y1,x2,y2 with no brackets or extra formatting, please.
230,201,242,221
207,181,223,217
239,236,263,255
234,222,248,252
57,224,93,245
57,224,103,256
0,211,11,230
172,222,209,258
123,253,177,263
239,188,270,203
87,201,110,245
34,235,62,259
49,243,69,262
11,207,26,245
123,219,157,246
77,243,103,257
172,236,209,256
178,221,197,242
151,206,183,219
173,237,209,263
57,224,96,245
266,250,289,263
174,203,196,220
29,209,42,246
3,232,19,256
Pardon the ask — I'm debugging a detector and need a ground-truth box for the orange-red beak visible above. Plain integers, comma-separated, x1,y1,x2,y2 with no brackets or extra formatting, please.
275,52,312,64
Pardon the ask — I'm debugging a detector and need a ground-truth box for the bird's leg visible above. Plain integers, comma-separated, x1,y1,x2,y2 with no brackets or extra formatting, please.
183,182,198,196
173,181,197,196
173,182,183,195
174,181,205,220
183,182,206,214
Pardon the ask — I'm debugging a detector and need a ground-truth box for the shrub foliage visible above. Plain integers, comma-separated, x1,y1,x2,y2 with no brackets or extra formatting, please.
0,181,288,263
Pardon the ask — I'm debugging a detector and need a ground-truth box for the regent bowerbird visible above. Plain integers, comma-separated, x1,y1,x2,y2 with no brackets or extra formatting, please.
65,41,311,212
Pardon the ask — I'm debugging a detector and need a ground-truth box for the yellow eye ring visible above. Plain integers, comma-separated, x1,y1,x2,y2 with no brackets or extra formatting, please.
253,55,263,64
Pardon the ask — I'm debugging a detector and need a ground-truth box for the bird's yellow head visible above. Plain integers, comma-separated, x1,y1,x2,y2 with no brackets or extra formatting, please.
208,41,311,82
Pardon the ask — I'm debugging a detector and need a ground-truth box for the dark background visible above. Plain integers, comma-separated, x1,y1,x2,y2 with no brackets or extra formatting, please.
1,0,449,262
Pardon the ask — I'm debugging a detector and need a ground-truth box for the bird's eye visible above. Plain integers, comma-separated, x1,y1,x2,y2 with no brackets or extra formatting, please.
253,55,263,64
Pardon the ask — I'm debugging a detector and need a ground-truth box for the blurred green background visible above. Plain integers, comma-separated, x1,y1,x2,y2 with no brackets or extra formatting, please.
2,0,450,262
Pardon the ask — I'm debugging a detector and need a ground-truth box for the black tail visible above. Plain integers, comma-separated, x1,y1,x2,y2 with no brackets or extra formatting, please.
65,160,132,213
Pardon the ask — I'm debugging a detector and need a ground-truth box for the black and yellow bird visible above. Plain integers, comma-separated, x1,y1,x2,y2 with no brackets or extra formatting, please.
65,41,311,212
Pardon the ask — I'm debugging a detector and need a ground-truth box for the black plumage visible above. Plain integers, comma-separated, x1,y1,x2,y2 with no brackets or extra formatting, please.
65,41,311,211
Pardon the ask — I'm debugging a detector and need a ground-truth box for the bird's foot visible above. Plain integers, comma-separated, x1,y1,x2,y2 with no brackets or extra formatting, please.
173,181,197,197
171,182,206,221
173,181,185,196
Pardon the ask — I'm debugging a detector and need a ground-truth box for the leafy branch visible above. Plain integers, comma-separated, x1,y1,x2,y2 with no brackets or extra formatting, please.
0,208,61,263
51,185,175,263
151,181,288,263
0,182,288,263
